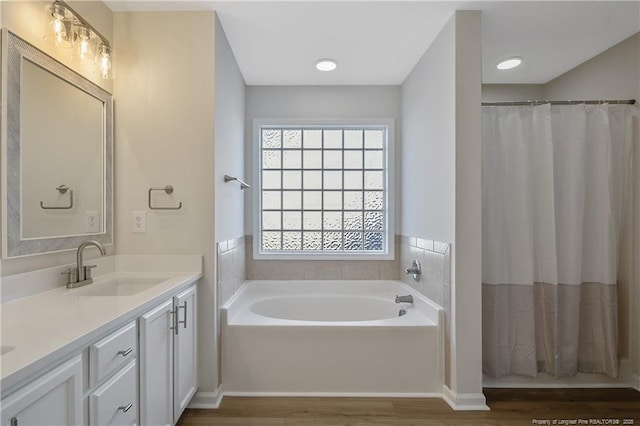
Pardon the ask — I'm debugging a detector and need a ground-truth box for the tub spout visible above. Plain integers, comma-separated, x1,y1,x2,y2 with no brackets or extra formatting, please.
395,295,413,304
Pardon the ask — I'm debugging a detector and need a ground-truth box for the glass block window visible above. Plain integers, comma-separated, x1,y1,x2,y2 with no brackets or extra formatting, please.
256,123,393,258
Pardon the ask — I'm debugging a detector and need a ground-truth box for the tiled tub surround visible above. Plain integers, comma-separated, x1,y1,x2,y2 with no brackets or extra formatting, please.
217,236,247,308
216,235,401,307
245,235,401,281
399,236,452,388
399,236,450,309
216,235,451,308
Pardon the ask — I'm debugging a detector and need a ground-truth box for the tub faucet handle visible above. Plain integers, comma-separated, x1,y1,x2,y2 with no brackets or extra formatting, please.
404,260,421,281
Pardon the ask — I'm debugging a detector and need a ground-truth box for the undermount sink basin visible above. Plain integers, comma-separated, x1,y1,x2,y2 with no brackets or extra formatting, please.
71,277,168,297
1,345,16,356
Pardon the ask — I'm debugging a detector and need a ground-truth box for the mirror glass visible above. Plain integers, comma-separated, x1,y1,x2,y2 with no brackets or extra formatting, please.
21,59,104,238
2,31,112,258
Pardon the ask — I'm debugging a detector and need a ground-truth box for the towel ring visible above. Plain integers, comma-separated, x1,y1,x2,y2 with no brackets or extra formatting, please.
40,185,73,210
148,185,182,210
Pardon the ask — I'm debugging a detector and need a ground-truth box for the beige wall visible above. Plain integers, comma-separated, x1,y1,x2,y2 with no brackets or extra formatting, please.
452,10,483,401
544,33,640,102
481,84,544,103
113,11,218,392
0,0,114,276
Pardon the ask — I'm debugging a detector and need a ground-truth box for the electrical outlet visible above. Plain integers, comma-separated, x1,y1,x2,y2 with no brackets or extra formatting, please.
85,211,99,233
132,211,146,233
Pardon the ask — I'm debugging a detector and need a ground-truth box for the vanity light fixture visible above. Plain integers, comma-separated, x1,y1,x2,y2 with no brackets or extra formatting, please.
44,1,113,79
316,58,337,72
496,57,523,70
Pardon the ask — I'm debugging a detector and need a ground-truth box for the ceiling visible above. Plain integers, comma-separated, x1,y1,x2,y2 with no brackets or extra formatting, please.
105,1,640,86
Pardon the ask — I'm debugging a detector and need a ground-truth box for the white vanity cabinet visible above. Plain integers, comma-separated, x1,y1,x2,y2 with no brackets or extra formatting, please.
139,285,197,425
87,322,138,426
0,355,83,426
1,260,201,426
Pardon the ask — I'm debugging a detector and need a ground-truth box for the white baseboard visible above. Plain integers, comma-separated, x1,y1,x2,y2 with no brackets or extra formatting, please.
442,385,490,411
223,391,443,398
188,385,224,409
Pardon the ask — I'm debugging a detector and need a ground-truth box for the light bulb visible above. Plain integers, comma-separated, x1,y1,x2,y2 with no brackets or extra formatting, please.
53,18,64,42
79,39,89,57
97,44,112,79
76,26,93,61
496,57,523,70
316,59,337,72
44,3,74,48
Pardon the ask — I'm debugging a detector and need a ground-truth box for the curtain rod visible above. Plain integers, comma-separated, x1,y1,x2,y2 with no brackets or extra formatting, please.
482,99,636,106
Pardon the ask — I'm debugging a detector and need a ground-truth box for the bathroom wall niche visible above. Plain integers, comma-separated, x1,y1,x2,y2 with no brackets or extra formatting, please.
1,30,113,258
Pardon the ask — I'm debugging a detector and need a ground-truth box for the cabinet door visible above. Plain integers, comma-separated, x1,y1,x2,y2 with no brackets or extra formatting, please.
173,286,197,424
139,299,174,426
1,355,82,426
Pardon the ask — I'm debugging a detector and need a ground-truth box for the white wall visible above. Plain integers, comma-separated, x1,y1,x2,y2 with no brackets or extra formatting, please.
113,11,218,392
401,10,483,404
244,85,402,233
215,16,246,243
213,13,246,389
0,0,114,276
400,17,455,244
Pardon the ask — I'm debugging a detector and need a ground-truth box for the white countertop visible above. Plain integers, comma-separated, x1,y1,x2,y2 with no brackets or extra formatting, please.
0,255,202,393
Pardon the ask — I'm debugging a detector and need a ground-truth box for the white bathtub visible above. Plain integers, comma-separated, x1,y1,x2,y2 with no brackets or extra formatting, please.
221,280,444,396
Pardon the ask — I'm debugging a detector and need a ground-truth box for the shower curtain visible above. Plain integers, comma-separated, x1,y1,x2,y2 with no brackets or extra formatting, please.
481,103,636,378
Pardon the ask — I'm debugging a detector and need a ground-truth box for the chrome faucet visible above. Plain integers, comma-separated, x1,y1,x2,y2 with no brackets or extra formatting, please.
405,259,421,281
62,240,106,288
395,294,414,304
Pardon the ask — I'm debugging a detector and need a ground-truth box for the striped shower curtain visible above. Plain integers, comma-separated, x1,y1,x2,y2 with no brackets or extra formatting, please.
481,103,636,378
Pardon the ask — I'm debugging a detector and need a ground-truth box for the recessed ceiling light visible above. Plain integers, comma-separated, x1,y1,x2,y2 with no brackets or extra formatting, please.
316,59,337,72
496,57,522,70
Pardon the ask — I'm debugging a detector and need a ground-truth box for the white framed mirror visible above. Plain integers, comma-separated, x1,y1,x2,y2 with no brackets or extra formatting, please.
1,30,113,258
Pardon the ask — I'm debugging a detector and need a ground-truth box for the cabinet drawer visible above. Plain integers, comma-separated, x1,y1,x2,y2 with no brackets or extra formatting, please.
90,322,137,387
90,360,137,426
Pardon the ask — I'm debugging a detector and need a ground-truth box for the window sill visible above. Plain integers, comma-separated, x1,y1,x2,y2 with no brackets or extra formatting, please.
252,251,395,261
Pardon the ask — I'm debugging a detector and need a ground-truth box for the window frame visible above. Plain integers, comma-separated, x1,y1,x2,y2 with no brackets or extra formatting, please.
252,118,395,260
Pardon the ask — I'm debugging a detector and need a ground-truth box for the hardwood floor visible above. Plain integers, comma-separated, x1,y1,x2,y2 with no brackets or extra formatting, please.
177,388,640,425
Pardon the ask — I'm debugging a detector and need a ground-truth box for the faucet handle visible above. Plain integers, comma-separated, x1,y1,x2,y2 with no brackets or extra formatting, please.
84,264,97,280
60,268,77,285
